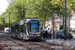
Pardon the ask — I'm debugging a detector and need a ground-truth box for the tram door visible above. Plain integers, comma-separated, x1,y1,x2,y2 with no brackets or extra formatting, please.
23,23,28,39
15,24,19,33
23,24,26,34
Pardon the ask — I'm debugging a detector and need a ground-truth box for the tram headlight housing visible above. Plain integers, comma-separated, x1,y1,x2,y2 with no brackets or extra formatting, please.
37,34,39,36
31,34,33,36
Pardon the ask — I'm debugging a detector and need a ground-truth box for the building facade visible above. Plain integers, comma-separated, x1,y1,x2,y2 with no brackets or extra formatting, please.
70,12,75,30
45,12,75,30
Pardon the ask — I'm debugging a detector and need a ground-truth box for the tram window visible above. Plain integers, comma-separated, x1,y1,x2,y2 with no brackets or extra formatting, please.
11,26,15,32
15,24,19,32
29,23,39,32
23,27,26,33
27,23,29,33
20,25,23,32
13,27,15,32
12,27,15,32
11,26,13,32
23,24,26,33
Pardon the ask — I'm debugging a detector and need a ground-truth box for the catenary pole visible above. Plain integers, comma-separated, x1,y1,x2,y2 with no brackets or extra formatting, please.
64,0,67,40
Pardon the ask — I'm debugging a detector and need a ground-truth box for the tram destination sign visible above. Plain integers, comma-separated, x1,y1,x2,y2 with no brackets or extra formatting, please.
30,21,38,23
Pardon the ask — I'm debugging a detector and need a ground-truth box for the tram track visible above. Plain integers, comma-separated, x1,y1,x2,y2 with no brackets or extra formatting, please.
0,34,70,50
0,37,33,50
0,40,13,50
0,36,51,50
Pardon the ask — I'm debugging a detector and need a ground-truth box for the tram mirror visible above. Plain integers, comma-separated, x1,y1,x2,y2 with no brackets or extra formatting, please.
25,23,27,27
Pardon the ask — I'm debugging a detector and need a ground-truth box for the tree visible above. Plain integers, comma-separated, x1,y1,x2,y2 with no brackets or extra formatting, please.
0,0,74,31
51,0,75,31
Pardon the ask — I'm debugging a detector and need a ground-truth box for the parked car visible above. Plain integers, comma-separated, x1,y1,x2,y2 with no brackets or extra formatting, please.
72,30,75,32
69,30,72,32
56,29,63,38
2,31,4,33
56,30,73,39
6,31,9,34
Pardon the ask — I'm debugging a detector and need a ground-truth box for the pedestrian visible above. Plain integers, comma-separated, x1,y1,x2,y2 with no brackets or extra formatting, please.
53,32,55,39
43,27,47,32
43,27,48,39
40,28,44,39
48,28,51,39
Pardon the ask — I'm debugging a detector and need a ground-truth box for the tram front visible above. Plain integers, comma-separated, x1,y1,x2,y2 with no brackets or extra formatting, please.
28,20,41,40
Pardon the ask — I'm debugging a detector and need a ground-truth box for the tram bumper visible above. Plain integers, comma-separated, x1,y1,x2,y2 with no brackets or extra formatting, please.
27,35,41,40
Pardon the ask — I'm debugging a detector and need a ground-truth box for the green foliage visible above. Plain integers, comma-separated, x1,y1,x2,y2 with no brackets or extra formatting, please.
51,0,75,10
51,0,75,17
71,32,75,35
70,48,74,50
60,25,63,29
0,0,74,29
60,25,68,29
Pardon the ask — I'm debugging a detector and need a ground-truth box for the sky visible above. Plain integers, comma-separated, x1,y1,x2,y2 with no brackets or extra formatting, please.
0,0,9,15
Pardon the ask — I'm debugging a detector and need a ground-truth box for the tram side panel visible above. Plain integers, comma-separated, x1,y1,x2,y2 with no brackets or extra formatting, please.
11,26,15,38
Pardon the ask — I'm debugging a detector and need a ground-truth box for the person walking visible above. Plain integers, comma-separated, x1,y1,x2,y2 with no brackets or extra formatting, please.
43,27,48,39
43,27,47,32
48,28,51,39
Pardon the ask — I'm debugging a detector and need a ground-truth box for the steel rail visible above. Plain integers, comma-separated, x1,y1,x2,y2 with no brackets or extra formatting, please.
0,37,33,50
0,40,13,50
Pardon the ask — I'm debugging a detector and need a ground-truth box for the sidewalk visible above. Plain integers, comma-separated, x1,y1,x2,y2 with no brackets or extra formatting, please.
45,35,75,48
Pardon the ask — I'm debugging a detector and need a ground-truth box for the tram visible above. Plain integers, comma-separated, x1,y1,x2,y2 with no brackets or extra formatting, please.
11,18,41,40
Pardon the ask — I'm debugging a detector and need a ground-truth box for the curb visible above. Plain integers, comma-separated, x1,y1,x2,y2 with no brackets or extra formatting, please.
46,39,75,48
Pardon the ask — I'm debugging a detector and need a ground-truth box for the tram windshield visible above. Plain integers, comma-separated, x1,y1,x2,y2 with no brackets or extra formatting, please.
29,22,39,32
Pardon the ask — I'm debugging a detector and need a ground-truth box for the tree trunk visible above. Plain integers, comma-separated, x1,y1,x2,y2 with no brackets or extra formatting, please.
44,16,46,28
68,10,70,31
68,14,70,30
51,17,54,34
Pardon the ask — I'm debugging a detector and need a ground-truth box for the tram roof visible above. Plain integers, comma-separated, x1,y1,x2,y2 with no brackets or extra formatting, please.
11,18,39,26
24,18,39,21
11,21,20,26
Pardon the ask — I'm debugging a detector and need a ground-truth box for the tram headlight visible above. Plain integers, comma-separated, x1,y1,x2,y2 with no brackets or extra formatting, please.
37,34,39,36
31,34,33,36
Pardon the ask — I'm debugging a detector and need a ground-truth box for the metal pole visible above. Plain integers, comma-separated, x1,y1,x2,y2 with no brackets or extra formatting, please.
63,10,64,29
64,0,67,40
55,19,56,39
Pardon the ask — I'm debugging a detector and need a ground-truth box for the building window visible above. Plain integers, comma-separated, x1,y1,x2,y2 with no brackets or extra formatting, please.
57,22,59,25
60,22,62,25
